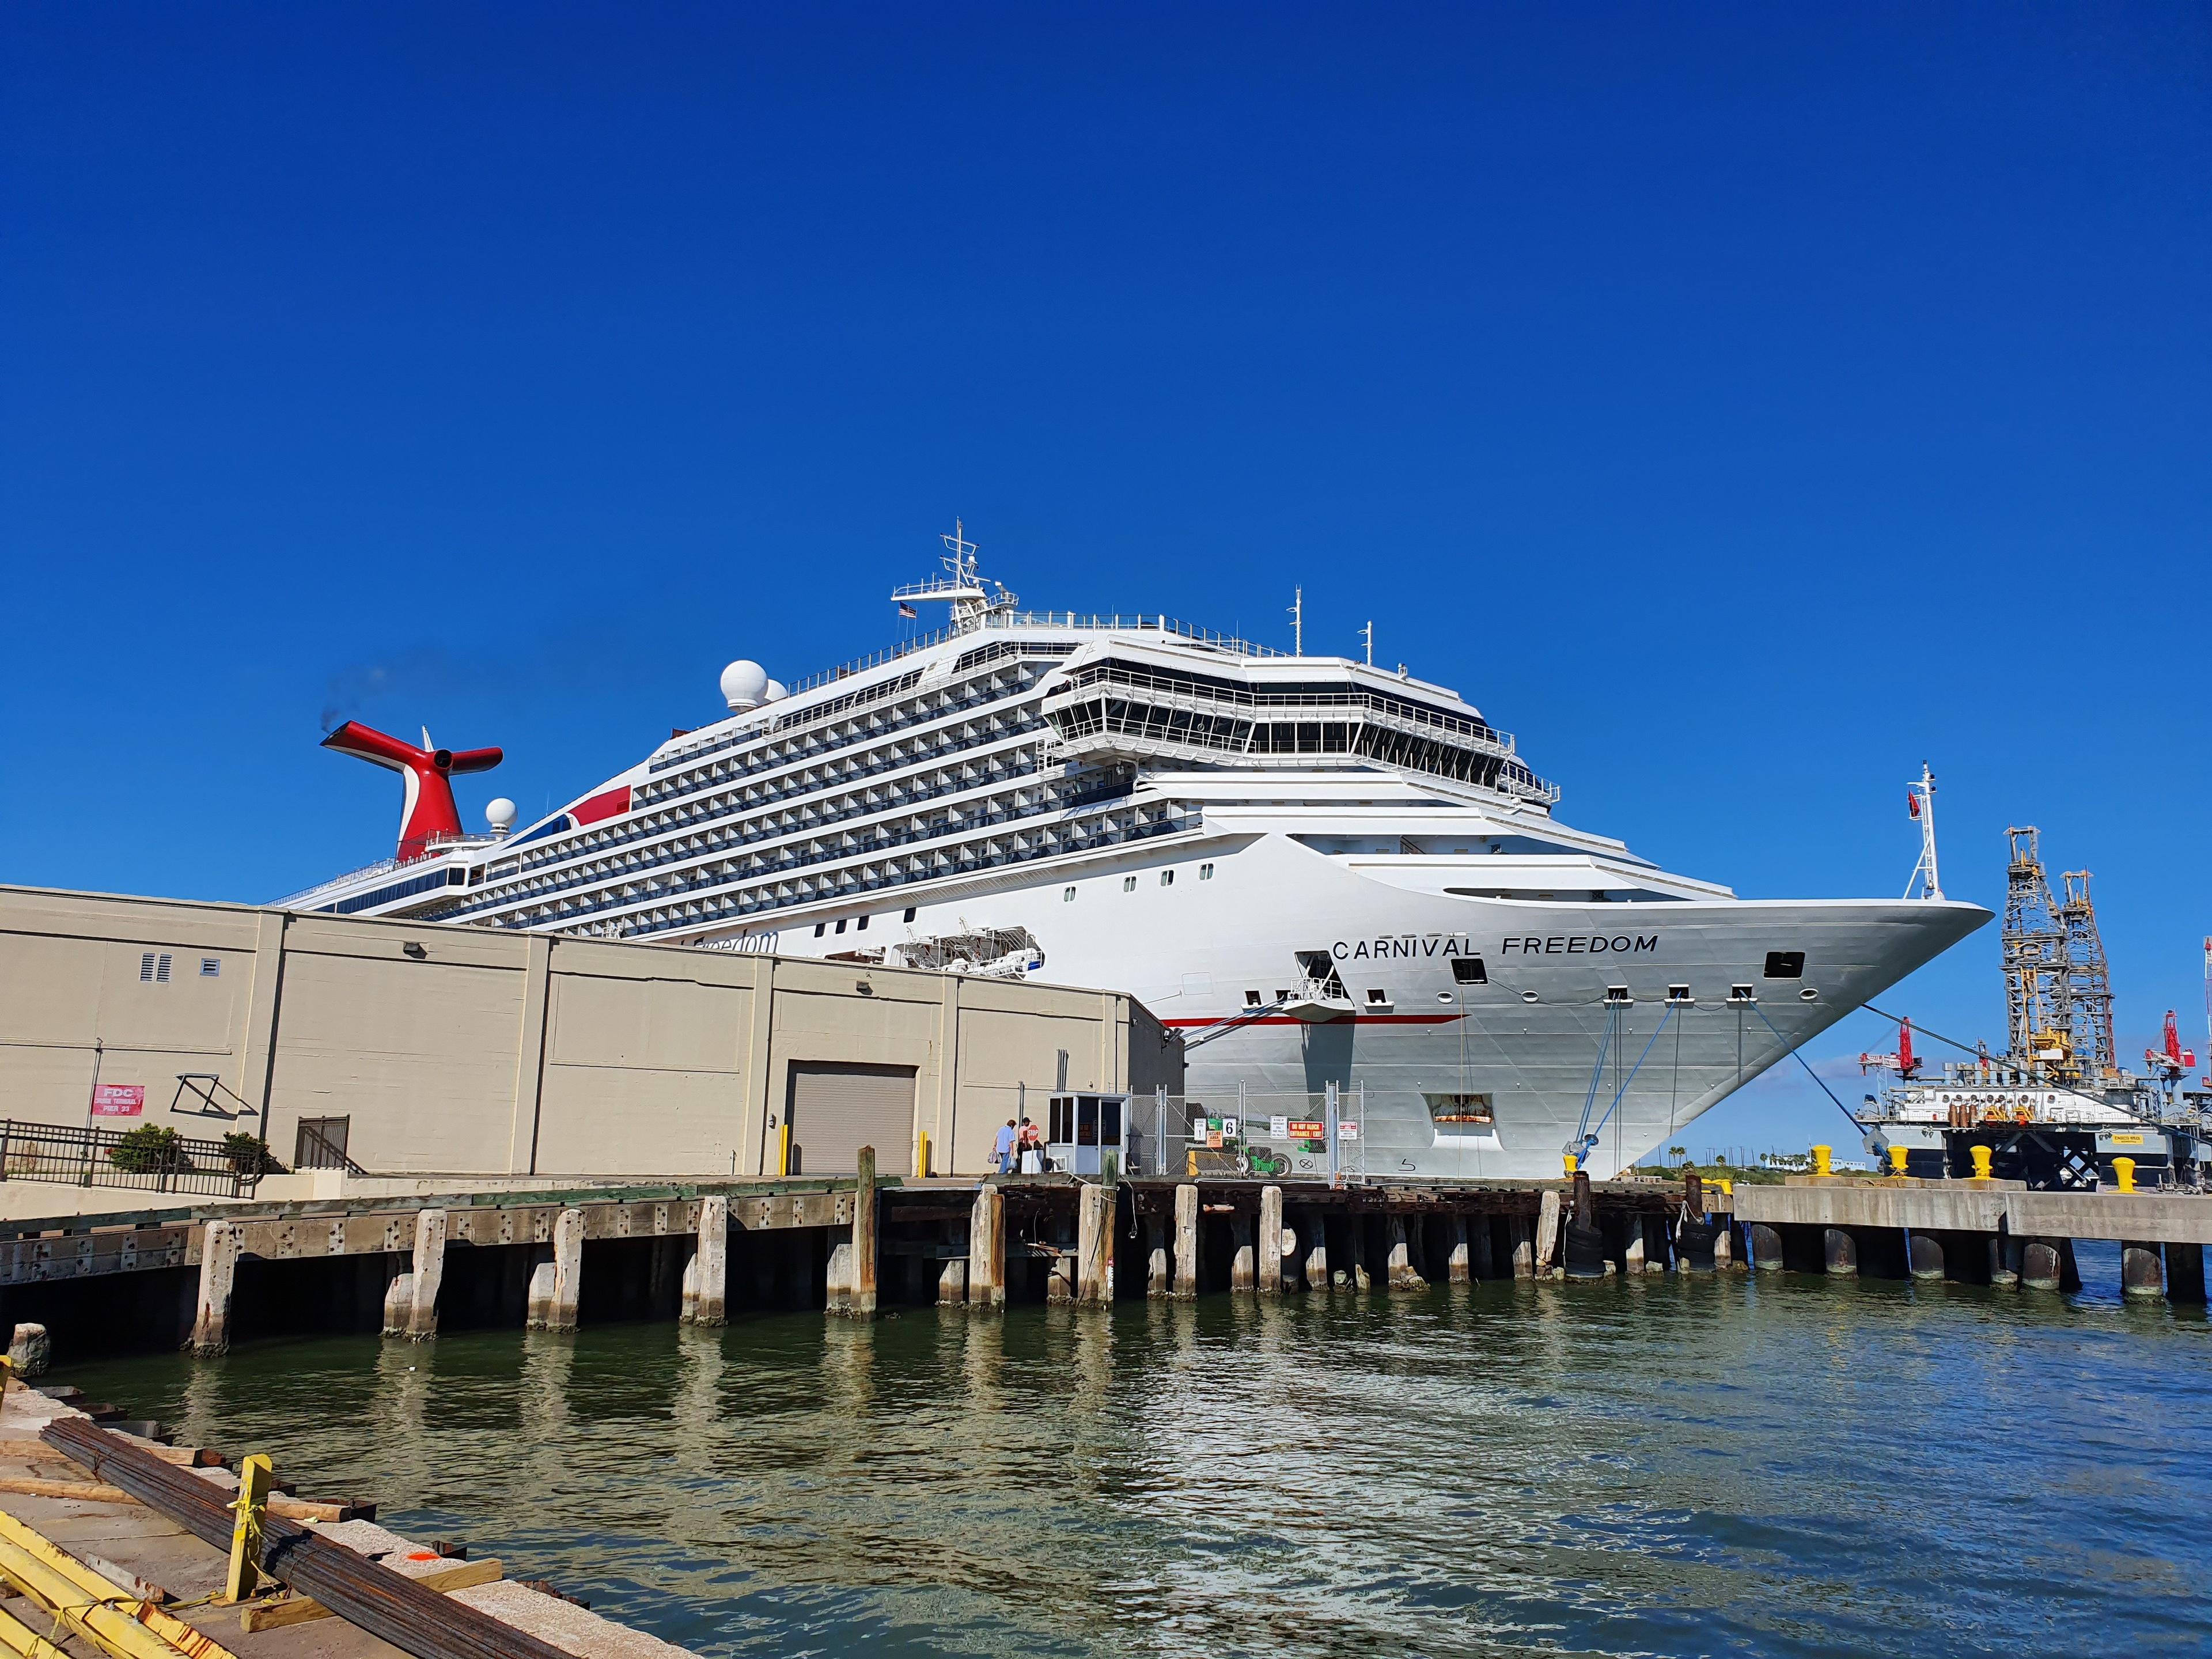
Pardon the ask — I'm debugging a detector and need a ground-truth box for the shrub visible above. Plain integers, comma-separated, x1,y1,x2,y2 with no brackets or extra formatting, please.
222,1132,285,1176
107,1125,187,1175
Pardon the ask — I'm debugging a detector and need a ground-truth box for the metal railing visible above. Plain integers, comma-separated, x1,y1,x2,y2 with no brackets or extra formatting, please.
0,1121,275,1197
1131,1088,1368,1181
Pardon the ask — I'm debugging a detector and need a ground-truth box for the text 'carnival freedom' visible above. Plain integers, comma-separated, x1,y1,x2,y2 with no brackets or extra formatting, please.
1332,933,1660,961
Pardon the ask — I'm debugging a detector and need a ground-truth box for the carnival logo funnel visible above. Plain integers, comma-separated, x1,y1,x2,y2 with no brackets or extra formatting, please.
322,721,503,862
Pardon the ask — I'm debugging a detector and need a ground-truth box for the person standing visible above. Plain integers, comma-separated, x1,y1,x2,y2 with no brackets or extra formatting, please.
993,1118,1018,1176
1017,1116,1044,1175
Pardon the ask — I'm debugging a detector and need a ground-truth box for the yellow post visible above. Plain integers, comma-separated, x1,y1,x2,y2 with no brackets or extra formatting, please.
224,1453,274,1603
916,1131,930,1180
777,1121,792,1179
1811,1145,1831,1177
2113,1156,2136,1193
1888,1145,1908,1176
0,1354,12,1403
1970,1145,1993,1180
1719,1179,1733,1196
1562,1152,1578,1177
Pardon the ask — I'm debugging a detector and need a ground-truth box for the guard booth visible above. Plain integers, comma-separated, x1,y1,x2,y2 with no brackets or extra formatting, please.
1047,1092,1128,1176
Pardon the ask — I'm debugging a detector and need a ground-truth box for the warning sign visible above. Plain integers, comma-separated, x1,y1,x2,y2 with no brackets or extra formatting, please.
1336,1120,1359,1142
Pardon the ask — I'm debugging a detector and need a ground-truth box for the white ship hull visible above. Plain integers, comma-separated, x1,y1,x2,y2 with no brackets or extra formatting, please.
745,816,1984,1179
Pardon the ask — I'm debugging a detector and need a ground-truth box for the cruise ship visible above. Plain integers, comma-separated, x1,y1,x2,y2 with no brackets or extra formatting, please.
286,528,1990,1178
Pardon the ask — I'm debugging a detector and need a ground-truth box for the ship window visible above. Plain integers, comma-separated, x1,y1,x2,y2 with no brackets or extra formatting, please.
904,907,916,922
1123,876,1137,893
1764,950,1805,979
200,957,220,978
1199,863,1214,880
1160,869,1175,887
1245,990,1262,1007
1450,957,1487,985
856,915,868,931
814,922,827,937
835,918,847,934
1063,887,1076,903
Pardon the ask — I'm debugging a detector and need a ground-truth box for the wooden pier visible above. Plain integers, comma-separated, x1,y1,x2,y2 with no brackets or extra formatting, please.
1,1161,2206,1365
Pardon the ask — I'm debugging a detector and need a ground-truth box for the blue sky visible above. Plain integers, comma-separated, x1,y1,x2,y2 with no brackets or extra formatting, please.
5,6,2207,1157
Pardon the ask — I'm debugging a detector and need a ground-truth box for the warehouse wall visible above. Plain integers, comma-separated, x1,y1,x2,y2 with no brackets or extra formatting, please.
0,886,1180,1179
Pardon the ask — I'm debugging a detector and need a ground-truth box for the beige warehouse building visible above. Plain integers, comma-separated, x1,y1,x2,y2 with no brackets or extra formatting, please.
0,885,1181,1180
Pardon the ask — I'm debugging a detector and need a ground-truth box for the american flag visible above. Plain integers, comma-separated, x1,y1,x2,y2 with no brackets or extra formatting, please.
897,601,918,619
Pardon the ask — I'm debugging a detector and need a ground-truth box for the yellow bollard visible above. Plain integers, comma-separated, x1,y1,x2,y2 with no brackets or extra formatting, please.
777,1121,792,1179
1811,1145,1831,1177
916,1131,930,1180
2113,1156,2135,1194
1563,1152,1578,1178
1970,1145,1993,1180
1888,1145,1908,1176
224,1453,274,1603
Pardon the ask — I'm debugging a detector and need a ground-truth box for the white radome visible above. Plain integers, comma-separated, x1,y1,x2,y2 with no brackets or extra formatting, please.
720,660,770,710
484,798,517,832
764,679,788,702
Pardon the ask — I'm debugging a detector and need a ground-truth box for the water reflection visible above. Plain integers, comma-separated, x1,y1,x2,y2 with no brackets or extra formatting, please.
49,1277,2212,1659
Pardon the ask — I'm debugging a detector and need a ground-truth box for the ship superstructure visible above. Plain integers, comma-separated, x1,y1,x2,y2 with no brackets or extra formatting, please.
285,527,1989,1178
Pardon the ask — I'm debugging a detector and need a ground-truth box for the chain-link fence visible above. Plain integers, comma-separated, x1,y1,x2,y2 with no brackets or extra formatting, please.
1126,1085,1369,1181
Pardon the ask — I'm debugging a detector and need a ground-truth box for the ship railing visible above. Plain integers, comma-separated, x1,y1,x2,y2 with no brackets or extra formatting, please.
271,834,501,909
0,1119,278,1198
784,610,1286,699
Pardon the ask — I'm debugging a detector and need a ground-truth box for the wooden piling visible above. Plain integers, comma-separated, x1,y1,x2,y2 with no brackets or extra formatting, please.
1446,1214,1471,1284
544,1212,588,1336
1624,1222,1646,1276
1385,1215,1425,1289
1301,1210,1328,1291
1257,1187,1284,1294
1173,1183,1200,1298
190,1221,240,1357
1470,1214,1494,1280
938,1255,968,1305
1534,1190,1561,1275
683,1196,729,1326
1230,1212,1256,1294
1077,1182,1113,1304
967,1184,1005,1308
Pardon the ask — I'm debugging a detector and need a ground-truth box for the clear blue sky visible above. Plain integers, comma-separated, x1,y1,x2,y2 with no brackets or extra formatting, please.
5,6,2208,1156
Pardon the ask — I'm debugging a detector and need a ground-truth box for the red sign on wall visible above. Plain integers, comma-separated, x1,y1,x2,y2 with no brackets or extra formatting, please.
90,1084,145,1118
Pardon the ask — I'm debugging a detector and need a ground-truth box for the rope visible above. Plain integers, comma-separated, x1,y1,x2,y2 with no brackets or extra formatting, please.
1749,999,1866,1136
1571,1002,1619,1152
1581,1002,1677,1154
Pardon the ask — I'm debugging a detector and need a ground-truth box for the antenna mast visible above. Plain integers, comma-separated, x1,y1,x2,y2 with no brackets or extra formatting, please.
1360,620,1373,667
1289,588,1303,656
1903,762,1942,899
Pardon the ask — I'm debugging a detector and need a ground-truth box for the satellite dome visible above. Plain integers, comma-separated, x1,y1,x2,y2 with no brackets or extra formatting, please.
485,798,517,833
764,679,788,702
719,660,770,710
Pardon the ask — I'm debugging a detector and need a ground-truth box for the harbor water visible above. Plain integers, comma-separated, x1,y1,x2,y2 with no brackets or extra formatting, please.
50,1257,2211,1658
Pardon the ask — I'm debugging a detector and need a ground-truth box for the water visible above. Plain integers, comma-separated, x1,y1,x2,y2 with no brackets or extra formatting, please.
49,1259,2212,1658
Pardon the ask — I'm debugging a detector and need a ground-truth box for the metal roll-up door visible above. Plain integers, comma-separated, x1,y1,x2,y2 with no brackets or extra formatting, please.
786,1062,917,1176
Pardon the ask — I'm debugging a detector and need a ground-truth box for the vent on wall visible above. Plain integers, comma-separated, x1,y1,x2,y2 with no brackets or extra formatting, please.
156,954,172,983
139,952,156,982
142,952,173,984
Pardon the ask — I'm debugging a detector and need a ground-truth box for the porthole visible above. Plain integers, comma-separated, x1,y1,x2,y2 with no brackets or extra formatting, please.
1437,992,1454,1005
1799,987,1820,1002
1521,990,1540,1005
